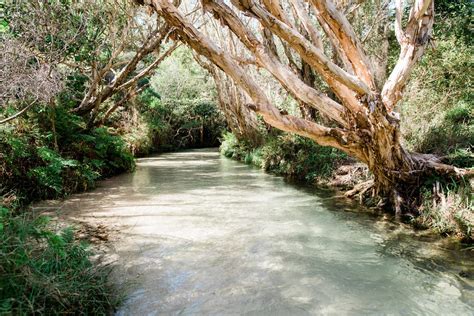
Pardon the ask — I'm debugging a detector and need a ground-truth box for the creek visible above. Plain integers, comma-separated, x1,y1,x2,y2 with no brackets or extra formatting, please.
39,149,473,315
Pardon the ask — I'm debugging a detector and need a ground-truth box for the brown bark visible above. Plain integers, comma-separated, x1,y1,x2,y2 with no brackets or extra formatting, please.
74,25,173,127
308,0,376,90
196,56,263,145
202,0,348,125
145,0,470,212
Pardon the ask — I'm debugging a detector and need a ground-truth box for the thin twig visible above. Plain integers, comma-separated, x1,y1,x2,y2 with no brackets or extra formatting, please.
0,98,39,124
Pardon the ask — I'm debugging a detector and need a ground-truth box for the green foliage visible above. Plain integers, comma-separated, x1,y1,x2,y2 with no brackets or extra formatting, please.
220,132,347,182
220,132,242,158
0,205,116,314
0,102,134,203
408,100,474,166
1,5,226,315
435,0,473,43
136,91,225,152
400,5,473,168
445,149,474,168
414,184,473,240
152,47,215,100
4,0,125,65
0,19,8,33
124,47,225,151
29,147,79,193
87,127,135,175
260,134,347,182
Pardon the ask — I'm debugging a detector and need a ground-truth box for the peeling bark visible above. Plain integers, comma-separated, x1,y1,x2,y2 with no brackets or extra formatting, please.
196,56,262,145
74,25,174,127
382,0,434,110
144,0,470,212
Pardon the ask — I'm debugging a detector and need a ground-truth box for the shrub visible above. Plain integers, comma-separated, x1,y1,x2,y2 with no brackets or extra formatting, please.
260,134,347,182
0,106,135,203
131,88,226,153
220,132,251,160
220,132,347,183
414,184,473,240
0,205,116,314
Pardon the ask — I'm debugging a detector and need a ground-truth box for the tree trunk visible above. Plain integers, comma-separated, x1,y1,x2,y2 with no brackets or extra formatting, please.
195,55,263,146
345,98,470,211
144,0,472,213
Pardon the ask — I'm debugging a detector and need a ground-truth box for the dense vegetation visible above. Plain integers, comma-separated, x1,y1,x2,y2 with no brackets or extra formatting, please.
395,0,473,238
0,208,116,314
0,0,472,313
221,132,348,183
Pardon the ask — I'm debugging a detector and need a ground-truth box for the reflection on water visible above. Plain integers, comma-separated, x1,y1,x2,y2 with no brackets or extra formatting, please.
42,149,473,315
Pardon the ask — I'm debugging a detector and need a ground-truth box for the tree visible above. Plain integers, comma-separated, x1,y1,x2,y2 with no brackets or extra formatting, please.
192,20,264,145
195,57,263,145
62,2,178,127
1,0,177,128
142,0,471,212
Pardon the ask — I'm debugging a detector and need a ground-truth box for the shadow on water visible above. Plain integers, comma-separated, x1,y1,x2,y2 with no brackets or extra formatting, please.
35,148,473,315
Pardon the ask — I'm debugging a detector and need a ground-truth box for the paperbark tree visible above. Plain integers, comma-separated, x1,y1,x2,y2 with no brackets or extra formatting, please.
196,57,263,145
143,0,472,212
71,17,178,128
1,1,177,128
192,21,263,145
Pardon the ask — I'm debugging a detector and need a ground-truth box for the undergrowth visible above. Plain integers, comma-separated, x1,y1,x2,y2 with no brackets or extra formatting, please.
220,132,347,183
414,182,473,241
0,205,116,315
0,106,133,314
400,2,473,168
0,107,134,204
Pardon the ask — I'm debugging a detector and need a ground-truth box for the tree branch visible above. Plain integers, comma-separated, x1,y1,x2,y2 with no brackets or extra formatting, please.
289,0,323,49
307,0,376,90
382,0,434,110
231,0,366,112
0,98,38,124
394,0,405,44
150,0,350,151
117,41,179,91
202,0,348,126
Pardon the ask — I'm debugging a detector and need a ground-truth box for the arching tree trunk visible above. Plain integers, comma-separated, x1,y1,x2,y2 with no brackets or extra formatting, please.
142,0,472,212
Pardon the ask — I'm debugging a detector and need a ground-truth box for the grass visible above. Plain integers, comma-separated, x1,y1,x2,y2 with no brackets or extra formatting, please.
0,205,117,315
414,184,473,241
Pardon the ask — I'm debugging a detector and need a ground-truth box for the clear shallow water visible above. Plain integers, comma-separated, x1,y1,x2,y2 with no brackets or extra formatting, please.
40,149,473,315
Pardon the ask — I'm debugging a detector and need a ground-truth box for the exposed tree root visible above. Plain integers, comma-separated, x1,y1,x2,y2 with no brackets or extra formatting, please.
345,179,374,200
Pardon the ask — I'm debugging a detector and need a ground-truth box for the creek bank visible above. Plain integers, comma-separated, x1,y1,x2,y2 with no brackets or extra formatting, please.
220,132,473,242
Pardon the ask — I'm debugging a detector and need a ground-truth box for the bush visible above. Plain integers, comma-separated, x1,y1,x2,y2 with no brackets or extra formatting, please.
0,105,134,204
136,89,225,151
259,134,347,182
0,206,116,314
220,132,251,160
414,184,473,241
220,132,347,182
